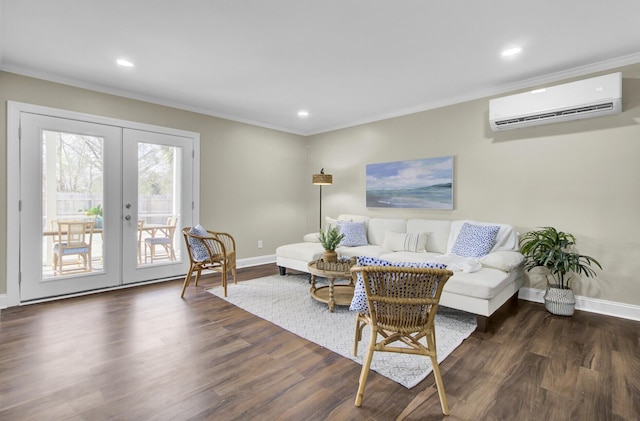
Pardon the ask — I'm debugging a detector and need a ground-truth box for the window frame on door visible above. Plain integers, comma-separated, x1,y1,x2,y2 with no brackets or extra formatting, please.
6,101,200,307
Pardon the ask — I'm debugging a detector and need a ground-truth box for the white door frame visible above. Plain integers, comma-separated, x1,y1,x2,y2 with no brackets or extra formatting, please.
6,101,200,307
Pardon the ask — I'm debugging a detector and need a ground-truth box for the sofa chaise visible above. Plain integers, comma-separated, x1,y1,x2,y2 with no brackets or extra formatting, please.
276,214,525,331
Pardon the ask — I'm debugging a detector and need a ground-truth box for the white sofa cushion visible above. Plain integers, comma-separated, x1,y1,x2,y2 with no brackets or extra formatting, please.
380,251,482,273
382,231,428,253
380,251,444,263
367,218,406,246
338,245,387,258
336,214,370,225
275,242,324,262
442,267,522,300
406,219,452,254
481,251,525,272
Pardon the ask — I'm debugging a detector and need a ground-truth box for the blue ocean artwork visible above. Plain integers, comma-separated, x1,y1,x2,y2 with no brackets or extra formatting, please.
366,156,453,209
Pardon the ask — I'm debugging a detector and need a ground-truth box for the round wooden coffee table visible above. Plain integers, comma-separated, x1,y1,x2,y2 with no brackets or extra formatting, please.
308,260,355,312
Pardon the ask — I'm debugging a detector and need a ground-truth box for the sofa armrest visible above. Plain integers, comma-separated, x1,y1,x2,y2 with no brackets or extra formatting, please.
480,251,524,272
303,232,321,242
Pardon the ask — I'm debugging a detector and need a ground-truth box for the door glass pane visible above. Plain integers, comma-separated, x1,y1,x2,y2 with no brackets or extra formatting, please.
42,130,104,278
137,142,181,266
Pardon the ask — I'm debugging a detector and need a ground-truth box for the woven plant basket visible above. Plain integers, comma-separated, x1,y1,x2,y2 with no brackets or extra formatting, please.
544,285,576,316
316,257,356,272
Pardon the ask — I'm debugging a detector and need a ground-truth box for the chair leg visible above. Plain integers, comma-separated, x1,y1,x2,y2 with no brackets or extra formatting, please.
353,313,366,356
180,265,196,298
427,331,449,415
355,329,377,407
232,266,237,284
222,271,228,297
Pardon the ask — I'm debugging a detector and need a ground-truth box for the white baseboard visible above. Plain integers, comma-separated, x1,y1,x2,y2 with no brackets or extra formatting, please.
0,294,7,310
518,287,640,322
237,254,276,269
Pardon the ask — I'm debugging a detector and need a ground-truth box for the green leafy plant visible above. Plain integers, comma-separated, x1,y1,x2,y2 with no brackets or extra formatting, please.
519,226,602,290
317,226,345,251
81,204,103,217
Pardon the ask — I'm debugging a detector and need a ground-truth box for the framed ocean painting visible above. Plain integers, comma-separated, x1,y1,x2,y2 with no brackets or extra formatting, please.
366,156,453,209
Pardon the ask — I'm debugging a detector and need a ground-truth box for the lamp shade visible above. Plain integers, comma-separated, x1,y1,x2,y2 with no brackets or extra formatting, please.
312,168,333,185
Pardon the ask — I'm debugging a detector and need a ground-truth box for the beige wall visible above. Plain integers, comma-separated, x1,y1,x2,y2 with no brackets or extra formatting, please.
3,64,640,307
0,71,309,296
307,64,640,306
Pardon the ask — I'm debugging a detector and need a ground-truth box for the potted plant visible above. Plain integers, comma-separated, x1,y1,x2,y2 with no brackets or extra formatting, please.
83,204,103,228
317,226,345,263
519,226,602,316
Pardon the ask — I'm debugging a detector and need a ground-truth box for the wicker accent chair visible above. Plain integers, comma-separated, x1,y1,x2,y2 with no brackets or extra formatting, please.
181,227,237,297
351,265,454,414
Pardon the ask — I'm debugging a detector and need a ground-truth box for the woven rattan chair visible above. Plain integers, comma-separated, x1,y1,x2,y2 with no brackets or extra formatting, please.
351,265,454,414
181,227,237,297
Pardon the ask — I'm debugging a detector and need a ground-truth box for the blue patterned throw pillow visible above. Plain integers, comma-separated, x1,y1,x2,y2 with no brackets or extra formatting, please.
188,224,211,261
450,223,500,258
349,256,448,314
337,220,368,247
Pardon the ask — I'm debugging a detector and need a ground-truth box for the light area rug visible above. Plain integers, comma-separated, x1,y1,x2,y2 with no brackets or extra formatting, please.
207,274,476,388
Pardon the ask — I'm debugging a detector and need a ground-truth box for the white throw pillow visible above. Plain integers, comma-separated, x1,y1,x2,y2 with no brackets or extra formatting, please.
382,230,428,253
325,216,339,232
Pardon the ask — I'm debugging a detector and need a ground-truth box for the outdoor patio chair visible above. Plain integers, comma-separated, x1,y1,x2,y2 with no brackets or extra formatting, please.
181,227,237,297
144,216,178,263
51,219,95,275
351,265,454,414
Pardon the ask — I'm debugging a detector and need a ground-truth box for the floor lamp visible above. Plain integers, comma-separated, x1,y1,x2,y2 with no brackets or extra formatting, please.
312,168,333,231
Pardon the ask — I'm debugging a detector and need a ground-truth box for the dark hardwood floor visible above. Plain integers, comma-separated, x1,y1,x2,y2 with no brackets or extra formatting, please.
1,264,638,420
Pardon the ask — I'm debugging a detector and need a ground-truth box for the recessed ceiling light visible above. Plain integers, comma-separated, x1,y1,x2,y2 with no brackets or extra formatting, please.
297,110,309,118
501,47,522,57
116,58,135,67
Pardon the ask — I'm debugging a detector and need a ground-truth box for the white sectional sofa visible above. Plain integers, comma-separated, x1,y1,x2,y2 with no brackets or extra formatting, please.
276,214,525,331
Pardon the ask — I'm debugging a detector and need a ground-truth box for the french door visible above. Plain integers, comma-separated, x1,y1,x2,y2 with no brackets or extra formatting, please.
17,111,195,302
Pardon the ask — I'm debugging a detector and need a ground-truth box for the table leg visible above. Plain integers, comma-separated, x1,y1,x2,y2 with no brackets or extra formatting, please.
328,277,335,312
310,274,317,295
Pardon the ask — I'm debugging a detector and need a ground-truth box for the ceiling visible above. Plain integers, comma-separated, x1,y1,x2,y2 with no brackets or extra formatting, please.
1,1,640,135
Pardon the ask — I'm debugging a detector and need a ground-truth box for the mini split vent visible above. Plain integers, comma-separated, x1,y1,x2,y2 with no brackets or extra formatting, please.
489,72,622,131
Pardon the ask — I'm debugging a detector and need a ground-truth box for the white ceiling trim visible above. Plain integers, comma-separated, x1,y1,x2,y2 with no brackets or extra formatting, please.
308,52,640,135
3,52,639,137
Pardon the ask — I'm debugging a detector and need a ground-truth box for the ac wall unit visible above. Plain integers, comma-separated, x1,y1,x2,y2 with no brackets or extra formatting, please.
489,72,622,131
